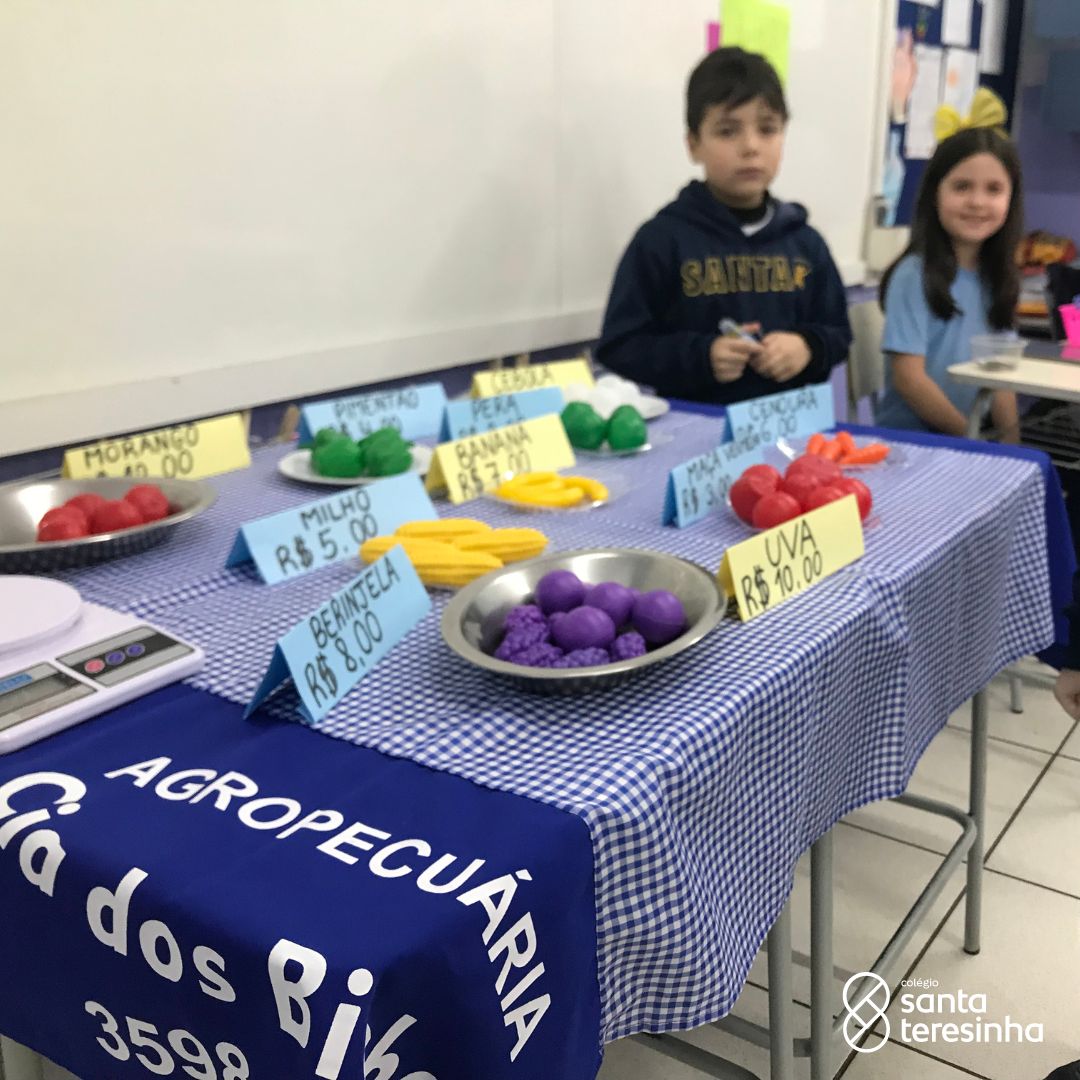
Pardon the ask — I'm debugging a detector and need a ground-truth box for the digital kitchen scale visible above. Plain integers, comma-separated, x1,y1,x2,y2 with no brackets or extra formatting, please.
0,577,205,754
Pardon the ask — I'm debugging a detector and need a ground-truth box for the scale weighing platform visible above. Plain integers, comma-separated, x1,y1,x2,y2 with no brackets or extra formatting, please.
0,577,205,754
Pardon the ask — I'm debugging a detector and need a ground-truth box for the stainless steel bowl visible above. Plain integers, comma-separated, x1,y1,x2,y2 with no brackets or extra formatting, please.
0,477,217,572
441,547,726,694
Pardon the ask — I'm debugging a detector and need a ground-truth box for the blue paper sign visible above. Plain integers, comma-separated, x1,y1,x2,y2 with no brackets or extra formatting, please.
298,381,448,443
722,383,835,446
438,386,564,442
227,472,436,584
245,546,431,722
662,436,766,529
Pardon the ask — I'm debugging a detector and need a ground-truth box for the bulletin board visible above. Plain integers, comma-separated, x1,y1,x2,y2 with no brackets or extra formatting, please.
885,0,987,226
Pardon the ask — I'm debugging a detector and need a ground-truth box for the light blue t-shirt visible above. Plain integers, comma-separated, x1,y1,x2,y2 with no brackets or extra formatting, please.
876,254,990,432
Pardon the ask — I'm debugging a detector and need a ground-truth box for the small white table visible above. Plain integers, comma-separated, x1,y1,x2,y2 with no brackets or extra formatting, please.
948,357,1080,437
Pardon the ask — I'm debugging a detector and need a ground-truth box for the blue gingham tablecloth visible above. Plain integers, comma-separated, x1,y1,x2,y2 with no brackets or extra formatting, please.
59,410,1055,1043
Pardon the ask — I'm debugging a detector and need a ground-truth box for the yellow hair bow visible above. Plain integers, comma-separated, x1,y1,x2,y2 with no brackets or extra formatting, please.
934,87,1008,143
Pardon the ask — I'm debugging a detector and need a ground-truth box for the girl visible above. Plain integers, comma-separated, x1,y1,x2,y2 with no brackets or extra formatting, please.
876,100,1023,438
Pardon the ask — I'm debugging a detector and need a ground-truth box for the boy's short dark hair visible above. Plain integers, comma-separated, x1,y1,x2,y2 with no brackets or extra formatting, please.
686,46,789,133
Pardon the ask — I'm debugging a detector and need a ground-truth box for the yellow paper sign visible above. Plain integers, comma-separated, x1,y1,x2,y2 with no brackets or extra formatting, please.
722,0,791,85
471,358,594,398
425,414,576,504
62,413,251,481
718,495,864,621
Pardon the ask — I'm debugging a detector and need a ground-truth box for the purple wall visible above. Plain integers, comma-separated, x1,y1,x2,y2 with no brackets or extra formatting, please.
1017,82,1080,242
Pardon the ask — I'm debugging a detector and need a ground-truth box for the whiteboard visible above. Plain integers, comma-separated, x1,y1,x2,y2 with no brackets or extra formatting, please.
0,1,894,455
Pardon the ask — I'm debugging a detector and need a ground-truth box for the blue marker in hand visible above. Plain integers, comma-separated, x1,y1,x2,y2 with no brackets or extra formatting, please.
719,318,762,343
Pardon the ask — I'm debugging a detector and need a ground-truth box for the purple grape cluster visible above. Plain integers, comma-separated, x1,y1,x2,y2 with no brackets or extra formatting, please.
491,570,688,670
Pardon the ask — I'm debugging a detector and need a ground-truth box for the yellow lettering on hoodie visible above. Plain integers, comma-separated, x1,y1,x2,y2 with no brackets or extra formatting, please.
771,257,794,292
704,258,728,295
681,260,704,297
752,257,772,293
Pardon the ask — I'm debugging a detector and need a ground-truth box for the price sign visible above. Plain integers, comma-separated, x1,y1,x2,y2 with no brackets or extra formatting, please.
722,383,835,446
62,413,250,480
297,382,447,443
439,386,564,441
245,546,431,722
662,431,767,529
470,358,593,398
718,495,864,621
227,472,436,584
425,414,575,504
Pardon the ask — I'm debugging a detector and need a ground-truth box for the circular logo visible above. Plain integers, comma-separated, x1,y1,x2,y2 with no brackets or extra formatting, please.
842,972,890,1053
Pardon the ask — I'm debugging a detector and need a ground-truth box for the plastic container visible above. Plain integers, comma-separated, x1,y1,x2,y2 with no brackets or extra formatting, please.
970,333,1025,370
1059,303,1080,347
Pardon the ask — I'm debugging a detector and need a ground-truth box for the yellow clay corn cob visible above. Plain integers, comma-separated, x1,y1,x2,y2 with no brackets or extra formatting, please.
454,527,548,561
360,535,461,563
395,518,491,540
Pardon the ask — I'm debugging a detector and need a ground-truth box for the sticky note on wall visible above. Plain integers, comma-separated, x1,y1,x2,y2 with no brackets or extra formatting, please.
722,0,791,84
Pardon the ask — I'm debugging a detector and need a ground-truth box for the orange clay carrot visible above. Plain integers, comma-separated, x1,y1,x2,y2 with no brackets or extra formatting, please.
840,443,890,465
820,438,843,462
836,430,857,455
807,432,827,455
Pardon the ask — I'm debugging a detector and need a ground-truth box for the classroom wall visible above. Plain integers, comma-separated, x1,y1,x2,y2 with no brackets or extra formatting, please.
1015,4,1080,242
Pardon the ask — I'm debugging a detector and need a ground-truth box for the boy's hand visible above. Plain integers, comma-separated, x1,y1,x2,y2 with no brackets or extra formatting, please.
709,324,762,383
753,332,812,382
1055,669,1080,720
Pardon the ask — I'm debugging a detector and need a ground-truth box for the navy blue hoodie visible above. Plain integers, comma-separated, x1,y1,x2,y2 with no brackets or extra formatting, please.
596,180,852,404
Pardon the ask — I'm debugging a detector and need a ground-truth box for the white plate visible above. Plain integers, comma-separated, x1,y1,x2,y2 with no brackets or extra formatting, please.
482,474,630,513
575,430,674,459
278,445,433,487
775,436,907,470
637,395,670,421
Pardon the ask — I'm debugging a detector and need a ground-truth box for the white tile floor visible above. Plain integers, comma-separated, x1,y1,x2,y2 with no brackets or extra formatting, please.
599,665,1080,1080
10,669,1079,1080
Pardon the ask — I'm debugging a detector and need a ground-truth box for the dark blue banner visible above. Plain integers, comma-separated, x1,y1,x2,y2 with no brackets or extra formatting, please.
0,684,601,1080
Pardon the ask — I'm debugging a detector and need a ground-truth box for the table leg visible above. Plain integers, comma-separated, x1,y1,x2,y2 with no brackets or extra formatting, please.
966,389,993,439
768,901,796,1080
964,689,988,954
810,831,834,1080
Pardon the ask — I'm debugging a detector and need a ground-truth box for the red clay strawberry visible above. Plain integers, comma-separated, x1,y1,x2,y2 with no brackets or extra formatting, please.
64,492,108,518
89,499,144,534
124,484,170,522
37,507,90,542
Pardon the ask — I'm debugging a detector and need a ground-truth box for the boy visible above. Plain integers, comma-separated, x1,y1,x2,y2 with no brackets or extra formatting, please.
596,47,852,404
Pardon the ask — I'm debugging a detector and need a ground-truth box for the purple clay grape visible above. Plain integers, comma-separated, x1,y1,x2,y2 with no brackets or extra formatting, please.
512,642,565,668
611,631,647,661
535,569,586,615
548,611,568,633
631,589,688,646
494,623,550,660
552,647,611,668
550,606,616,652
585,581,635,628
503,604,547,633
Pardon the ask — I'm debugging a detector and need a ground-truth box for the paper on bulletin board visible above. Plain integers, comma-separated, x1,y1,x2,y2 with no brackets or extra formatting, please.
943,48,979,120
891,28,917,124
979,0,1006,75
906,44,944,160
721,0,791,85
942,0,974,47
